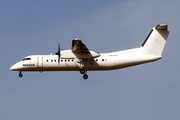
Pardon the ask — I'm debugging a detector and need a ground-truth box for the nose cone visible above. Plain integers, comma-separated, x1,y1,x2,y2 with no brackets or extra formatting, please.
10,64,19,71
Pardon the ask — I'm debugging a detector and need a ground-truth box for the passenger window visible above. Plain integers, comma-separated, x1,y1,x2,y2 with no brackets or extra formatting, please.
47,60,48,62
96,59,98,61
51,60,53,62
54,60,56,62
61,60,63,62
102,59,104,61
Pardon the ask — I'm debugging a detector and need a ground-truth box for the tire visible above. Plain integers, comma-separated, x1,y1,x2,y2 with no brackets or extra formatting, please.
19,74,23,78
83,74,88,80
80,69,85,74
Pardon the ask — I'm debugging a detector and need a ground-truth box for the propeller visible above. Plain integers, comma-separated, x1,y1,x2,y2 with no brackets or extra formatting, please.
55,43,61,65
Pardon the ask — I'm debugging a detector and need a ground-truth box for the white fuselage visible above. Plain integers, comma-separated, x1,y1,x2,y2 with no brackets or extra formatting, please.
10,48,161,72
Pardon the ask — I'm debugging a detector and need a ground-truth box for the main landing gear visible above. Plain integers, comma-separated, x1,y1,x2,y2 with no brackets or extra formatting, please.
19,71,23,78
80,68,88,80
83,74,88,79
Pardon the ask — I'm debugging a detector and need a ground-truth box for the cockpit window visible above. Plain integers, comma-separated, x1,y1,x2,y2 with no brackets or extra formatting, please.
22,58,31,61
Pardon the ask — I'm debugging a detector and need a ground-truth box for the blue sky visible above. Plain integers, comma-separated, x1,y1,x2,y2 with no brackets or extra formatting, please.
1,0,180,120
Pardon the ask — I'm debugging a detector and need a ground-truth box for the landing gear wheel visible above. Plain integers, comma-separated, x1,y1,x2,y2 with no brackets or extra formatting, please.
19,71,23,78
80,69,85,74
19,73,23,78
83,74,88,80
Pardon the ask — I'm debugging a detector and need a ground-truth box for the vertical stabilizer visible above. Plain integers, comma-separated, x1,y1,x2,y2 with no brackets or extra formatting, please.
139,24,169,56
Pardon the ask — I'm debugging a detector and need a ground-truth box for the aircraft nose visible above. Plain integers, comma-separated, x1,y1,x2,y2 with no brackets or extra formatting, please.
10,64,19,71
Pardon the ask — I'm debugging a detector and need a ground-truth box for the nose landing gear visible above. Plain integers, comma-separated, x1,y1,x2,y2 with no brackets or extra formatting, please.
19,71,23,78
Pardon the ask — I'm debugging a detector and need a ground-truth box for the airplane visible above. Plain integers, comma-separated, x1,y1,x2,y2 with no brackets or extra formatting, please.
10,24,169,80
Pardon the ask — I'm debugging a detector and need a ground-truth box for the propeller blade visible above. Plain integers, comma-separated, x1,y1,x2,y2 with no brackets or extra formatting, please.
55,43,61,65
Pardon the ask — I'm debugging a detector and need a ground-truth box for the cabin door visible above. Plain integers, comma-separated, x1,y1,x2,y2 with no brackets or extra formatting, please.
37,57,43,68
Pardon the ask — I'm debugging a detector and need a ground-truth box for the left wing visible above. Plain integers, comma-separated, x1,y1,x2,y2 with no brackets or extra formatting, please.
71,38,100,58
72,39,89,53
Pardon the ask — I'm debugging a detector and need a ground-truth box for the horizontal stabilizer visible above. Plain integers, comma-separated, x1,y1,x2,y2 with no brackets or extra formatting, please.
156,24,168,30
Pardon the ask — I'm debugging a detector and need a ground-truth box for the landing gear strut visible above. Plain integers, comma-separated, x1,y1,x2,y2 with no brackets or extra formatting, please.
19,71,23,78
80,69,88,80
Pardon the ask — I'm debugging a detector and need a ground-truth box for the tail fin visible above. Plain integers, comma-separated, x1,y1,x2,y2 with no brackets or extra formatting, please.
139,24,169,56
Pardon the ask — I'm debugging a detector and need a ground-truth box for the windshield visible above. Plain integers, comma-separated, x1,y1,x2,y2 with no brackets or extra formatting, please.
22,58,31,61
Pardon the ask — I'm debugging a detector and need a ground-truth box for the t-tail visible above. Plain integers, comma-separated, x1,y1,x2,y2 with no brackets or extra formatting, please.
139,24,169,56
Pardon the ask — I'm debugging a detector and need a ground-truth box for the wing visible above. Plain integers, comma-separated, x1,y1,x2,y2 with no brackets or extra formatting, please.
72,39,89,53
71,38,100,58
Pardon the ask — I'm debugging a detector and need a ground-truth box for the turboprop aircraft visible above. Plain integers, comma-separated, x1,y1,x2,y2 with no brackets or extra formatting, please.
10,24,169,79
